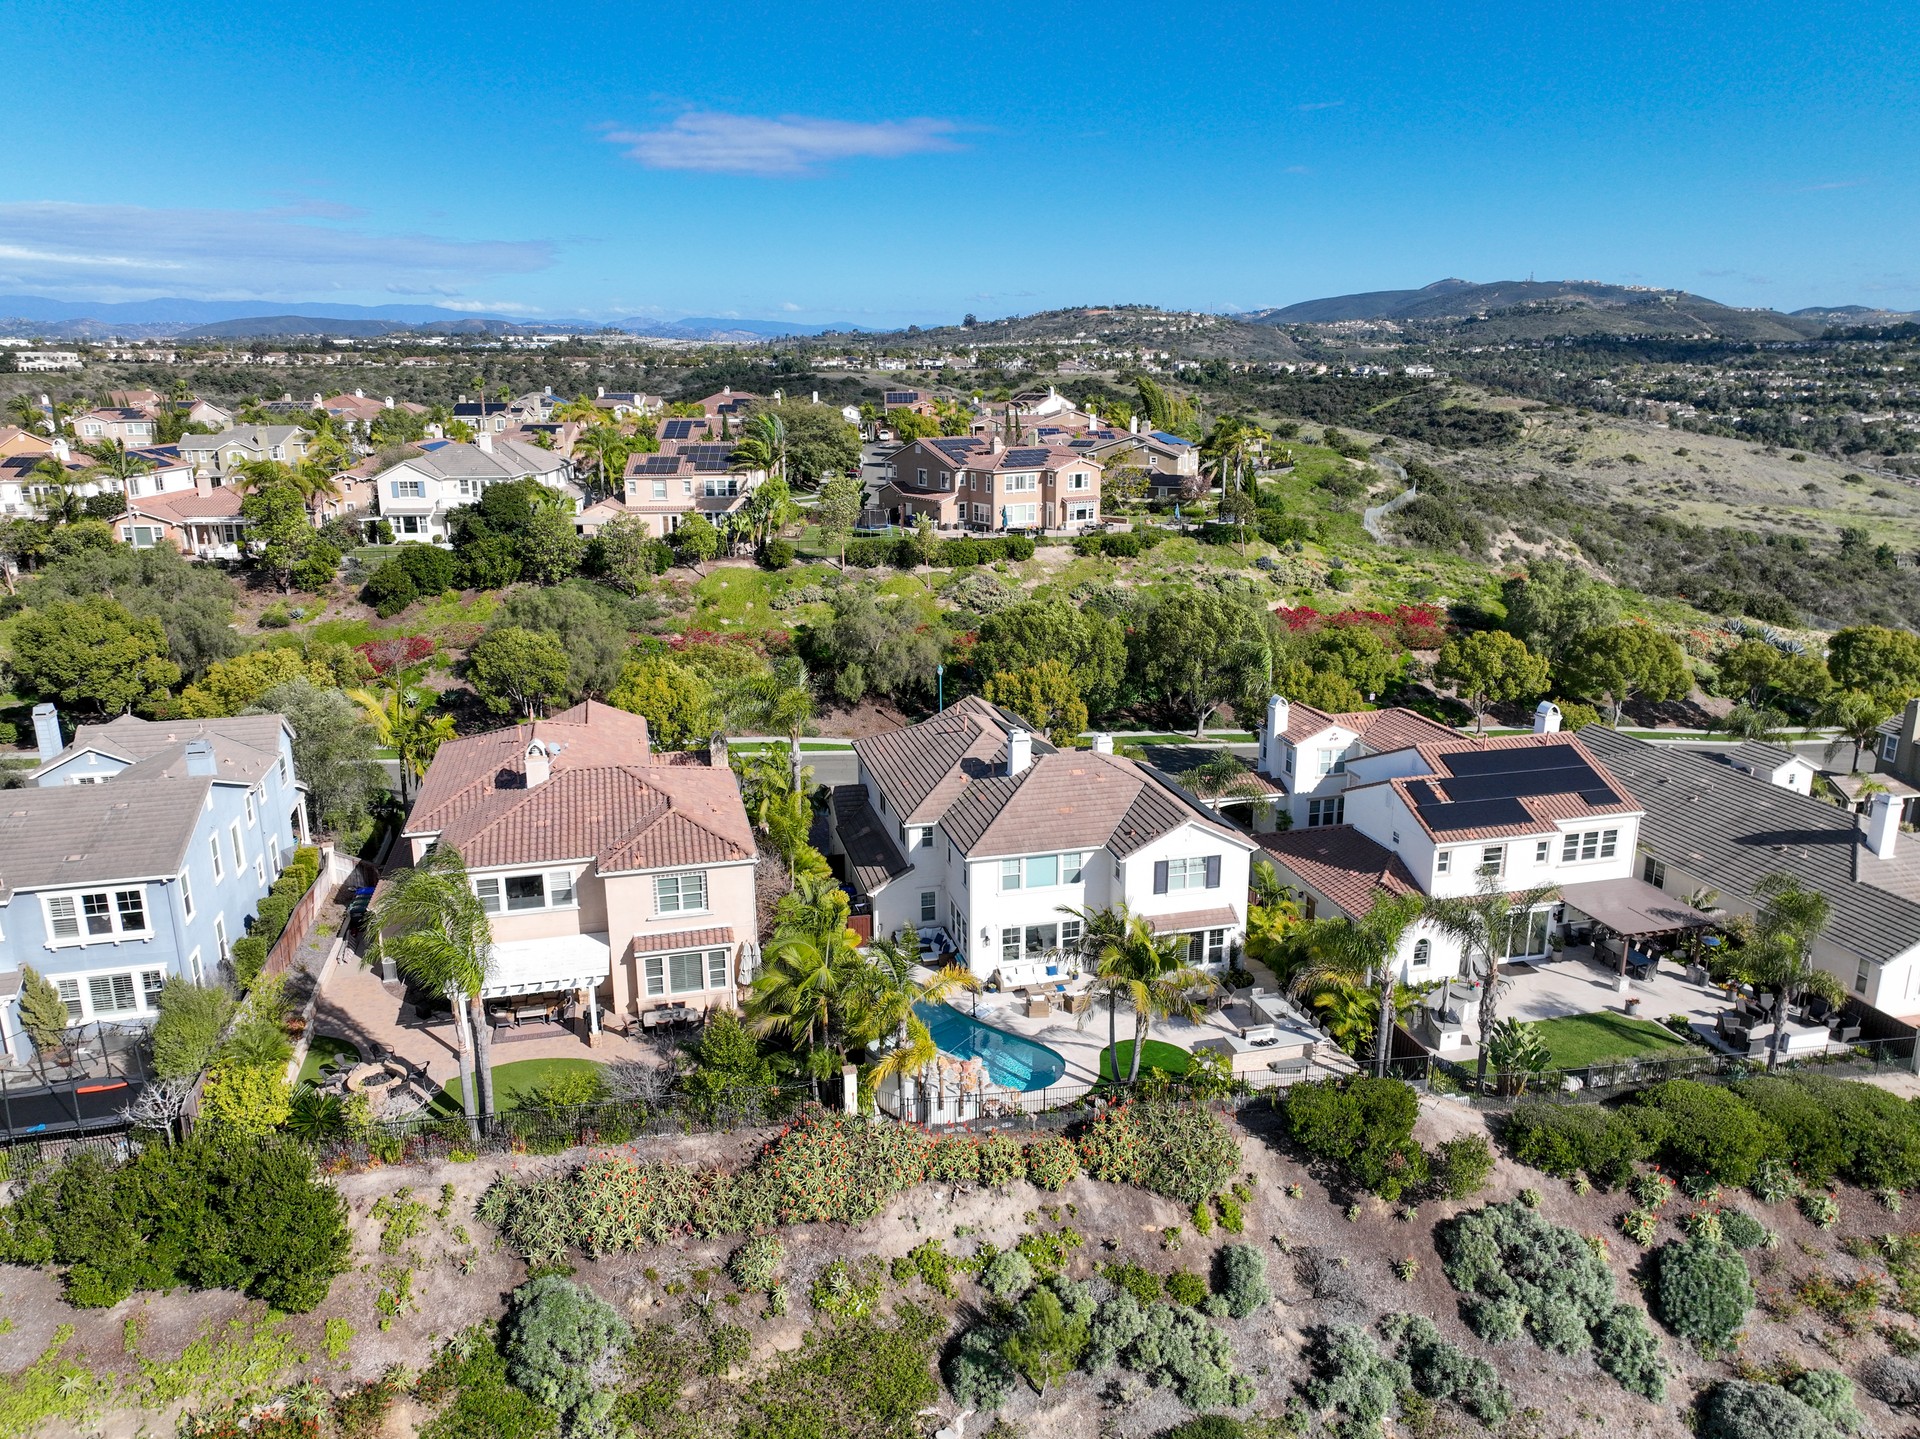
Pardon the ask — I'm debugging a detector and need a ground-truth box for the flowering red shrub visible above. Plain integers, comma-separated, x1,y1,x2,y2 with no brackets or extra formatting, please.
976,1133,1025,1186
927,1133,982,1184
1275,606,1322,631
357,635,435,674
1275,604,1446,649
755,1107,933,1224
1024,1137,1080,1191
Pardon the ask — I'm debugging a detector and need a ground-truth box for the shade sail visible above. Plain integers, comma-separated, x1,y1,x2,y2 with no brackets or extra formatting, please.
1559,879,1711,937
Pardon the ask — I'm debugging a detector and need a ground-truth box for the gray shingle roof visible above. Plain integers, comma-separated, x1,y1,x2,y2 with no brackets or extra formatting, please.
1580,726,1920,965
0,778,211,898
37,714,292,786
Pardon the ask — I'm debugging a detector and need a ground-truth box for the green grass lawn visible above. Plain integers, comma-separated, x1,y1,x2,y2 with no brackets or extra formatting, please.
436,1057,606,1113
295,1036,360,1089
1529,1013,1690,1068
1096,1039,1191,1081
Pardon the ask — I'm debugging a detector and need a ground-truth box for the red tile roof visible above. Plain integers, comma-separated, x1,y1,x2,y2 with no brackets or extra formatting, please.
1257,826,1423,916
1379,733,1640,842
1279,702,1457,749
631,926,734,954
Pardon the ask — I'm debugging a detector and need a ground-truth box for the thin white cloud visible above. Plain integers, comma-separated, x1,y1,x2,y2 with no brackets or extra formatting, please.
603,111,962,176
1296,100,1343,112
1797,180,1863,192
0,200,554,301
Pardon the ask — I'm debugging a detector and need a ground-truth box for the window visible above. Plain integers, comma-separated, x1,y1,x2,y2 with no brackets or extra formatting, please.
505,874,546,911
1560,828,1619,863
655,871,707,914
651,480,667,500
179,869,194,920
55,978,81,1022
1004,473,1037,492
475,870,576,914
277,755,289,785
1063,852,1085,883
1026,854,1059,888
644,948,730,996
1412,939,1432,967
1068,502,1097,521
1307,797,1345,828
89,973,137,1016
141,969,165,1006
1206,928,1228,966
1480,845,1505,876
1857,958,1871,995
1436,850,1452,874
214,915,228,963
1067,472,1090,490
1642,854,1668,888
254,856,265,886
916,467,927,485
1004,503,1037,526
210,834,224,881
188,947,204,983
244,790,256,826
1535,840,1550,864
391,479,425,499
1024,923,1059,955
1061,918,1083,950
915,825,935,848
1000,859,1022,892
920,890,937,924
1001,927,1021,964
268,835,280,877
1155,855,1219,892
45,888,149,943
1003,853,1087,889
230,822,244,871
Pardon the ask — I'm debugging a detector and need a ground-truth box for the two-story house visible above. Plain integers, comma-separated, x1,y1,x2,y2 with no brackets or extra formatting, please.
114,480,248,559
1064,425,1201,497
71,408,158,448
827,697,1256,985
0,707,308,1058
400,702,758,1029
1259,702,1661,1011
178,426,311,482
579,444,767,539
1255,695,1459,830
879,436,1101,533
373,435,578,542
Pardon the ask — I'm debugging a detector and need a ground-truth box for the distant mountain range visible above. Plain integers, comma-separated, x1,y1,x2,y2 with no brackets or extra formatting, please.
1238,278,1920,341
0,296,858,342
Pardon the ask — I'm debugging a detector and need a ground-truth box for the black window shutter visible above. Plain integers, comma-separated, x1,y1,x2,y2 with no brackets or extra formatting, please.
1204,855,1222,889
1153,860,1169,894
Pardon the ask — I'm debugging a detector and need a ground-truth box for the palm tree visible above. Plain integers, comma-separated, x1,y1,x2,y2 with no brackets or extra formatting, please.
1178,750,1267,811
1061,903,1138,1074
732,412,788,487
30,457,83,526
1422,874,1560,1095
553,394,600,425
1484,1019,1551,1096
1819,689,1893,774
862,930,981,1119
228,458,296,495
574,425,629,503
1288,892,1426,1078
1089,915,1217,1083
6,394,45,432
1742,871,1840,1070
747,914,864,1101
83,439,153,494
1717,702,1789,743
725,656,816,795
366,845,494,1128
350,683,456,803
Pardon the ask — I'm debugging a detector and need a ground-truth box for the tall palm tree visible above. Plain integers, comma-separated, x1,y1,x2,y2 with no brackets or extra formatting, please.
574,425,629,503
1742,871,1841,1070
725,656,816,795
1061,903,1138,1073
228,458,296,495
1421,872,1559,1094
1288,892,1425,1078
366,845,495,1128
554,394,600,426
732,412,788,487
1819,689,1893,775
83,439,154,494
1088,915,1217,1083
349,683,456,803
30,457,82,526
1177,750,1267,812
747,915,864,1101
861,930,981,1119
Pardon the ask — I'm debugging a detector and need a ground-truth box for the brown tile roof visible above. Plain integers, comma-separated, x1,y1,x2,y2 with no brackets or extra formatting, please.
630,926,734,954
940,750,1245,859
408,700,651,834
852,695,1014,823
1144,906,1240,934
1258,825,1423,916
830,785,911,896
126,487,244,523
1377,732,1640,842
1280,702,1458,749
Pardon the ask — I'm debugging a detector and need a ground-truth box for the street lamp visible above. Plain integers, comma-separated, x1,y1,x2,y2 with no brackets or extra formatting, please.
937,663,945,712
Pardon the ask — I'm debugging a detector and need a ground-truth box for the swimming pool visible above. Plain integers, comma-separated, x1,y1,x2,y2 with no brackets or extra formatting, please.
915,1001,1068,1092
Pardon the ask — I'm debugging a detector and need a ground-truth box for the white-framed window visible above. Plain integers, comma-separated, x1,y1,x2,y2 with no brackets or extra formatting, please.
244,790,256,826
88,973,138,1016
254,856,265,886
1857,957,1871,995
1479,845,1504,876
1307,797,1345,827
179,869,194,920
268,835,280,877
1001,926,1021,964
54,977,81,1022
1642,854,1667,888
919,890,938,924
1560,828,1619,863
391,479,425,498
1315,747,1345,778
1004,473,1037,492
44,887,150,944
1068,502,1097,522
914,825,935,848
1067,472,1091,490
1535,840,1550,864
229,821,244,871
278,755,289,785
1436,850,1452,874
654,871,707,914
473,870,577,915
643,947,730,996
1205,928,1227,966
214,914,228,964
188,947,204,983
1164,856,1209,892
1882,735,1900,764
1412,938,1432,967
1003,503,1038,527
141,969,165,1007
210,834,224,881
1001,852,1088,890
1061,918,1083,951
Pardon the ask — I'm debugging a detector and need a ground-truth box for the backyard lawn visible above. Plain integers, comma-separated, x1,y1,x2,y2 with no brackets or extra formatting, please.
295,1036,360,1088
435,1057,606,1113
1529,1012,1691,1068
1097,1039,1191,1081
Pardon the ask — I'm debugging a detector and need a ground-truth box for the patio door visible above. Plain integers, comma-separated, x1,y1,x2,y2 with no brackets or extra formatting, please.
1501,906,1552,961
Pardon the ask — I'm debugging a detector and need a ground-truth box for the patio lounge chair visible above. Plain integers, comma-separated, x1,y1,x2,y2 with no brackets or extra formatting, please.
1831,1022,1862,1044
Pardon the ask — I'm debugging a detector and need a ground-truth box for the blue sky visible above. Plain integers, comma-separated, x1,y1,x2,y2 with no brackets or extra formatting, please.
3,0,1916,325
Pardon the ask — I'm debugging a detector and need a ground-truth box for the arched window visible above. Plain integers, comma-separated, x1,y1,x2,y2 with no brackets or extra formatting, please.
1412,939,1431,967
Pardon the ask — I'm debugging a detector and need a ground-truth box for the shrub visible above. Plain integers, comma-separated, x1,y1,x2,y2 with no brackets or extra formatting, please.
945,1320,1014,1409
1785,1369,1864,1432
1652,1237,1753,1352
977,1133,1025,1187
1729,1076,1852,1187
926,1134,981,1184
727,1235,783,1292
1165,1270,1210,1307
1717,1209,1770,1250
151,980,237,1080
1631,1080,1781,1188
1859,1353,1920,1409
1501,1100,1646,1185
1284,1077,1428,1200
1801,1191,1840,1229
199,1064,292,1139
1103,1261,1164,1308
1023,1137,1078,1191
1213,1244,1270,1319
1155,1420,1246,1439
809,1257,886,1320
1436,1202,1623,1367
1592,1302,1667,1400
981,1248,1035,1300
1078,1102,1241,1205
1304,1324,1411,1439
500,1275,628,1429
756,1107,932,1223
1380,1313,1514,1425
1428,1135,1494,1201
1092,1297,1254,1409
1464,1296,1526,1344
758,539,795,570
1699,1380,1844,1439
230,934,270,988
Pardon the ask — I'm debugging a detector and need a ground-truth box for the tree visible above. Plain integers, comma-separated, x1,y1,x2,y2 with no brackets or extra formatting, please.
1818,689,1893,774
82,438,153,491
1436,630,1552,732
367,845,493,1123
671,514,720,570
180,644,364,718
747,901,864,1101
1132,590,1271,736
1102,452,1149,510
732,411,789,488
250,679,384,835
1718,640,1785,707
808,586,946,708
590,513,670,595
19,541,244,679
12,596,179,714
1422,875,1559,1095
350,683,456,803
725,655,815,795
1088,914,1216,1083
572,426,629,503
863,937,981,1120
522,502,587,585
741,475,798,550
18,966,70,1056
1003,1287,1090,1395
1560,624,1691,723
493,584,629,700
467,626,570,717
814,474,865,565
1827,625,1920,708
1502,559,1622,661
501,1275,629,1430
1742,872,1840,1072
1288,893,1426,1079
983,661,1088,746
1484,1019,1552,1095
608,653,716,749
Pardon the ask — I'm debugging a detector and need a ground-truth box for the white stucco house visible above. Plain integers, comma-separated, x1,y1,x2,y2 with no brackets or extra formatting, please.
372,434,578,542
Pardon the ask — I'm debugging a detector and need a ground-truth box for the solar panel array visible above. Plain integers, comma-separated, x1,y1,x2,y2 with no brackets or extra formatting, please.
635,455,681,475
661,418,698,440
884,390,919,406
1408,743,1620,834
683,444,734,472
931,438,979,461
1004,448,1051,467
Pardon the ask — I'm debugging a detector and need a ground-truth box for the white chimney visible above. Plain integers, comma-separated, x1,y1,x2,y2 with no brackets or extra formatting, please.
1867,792,1901,859
1264,695,1291,772
354,388,364,399
1007,728,1033,776
811,391,819,405
475,431,492,453
384,396,394,409
596,386,605,398
1533,701,1562,734
524,739,551,788
1092,733,1114,754
1129,414,1140,434
990,436,1005,454
723,386,731,395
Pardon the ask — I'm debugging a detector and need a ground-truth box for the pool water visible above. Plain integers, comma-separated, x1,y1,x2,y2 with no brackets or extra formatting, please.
915,1001,1069,1092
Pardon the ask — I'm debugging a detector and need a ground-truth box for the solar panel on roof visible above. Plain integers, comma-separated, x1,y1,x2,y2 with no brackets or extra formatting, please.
1004,448,1050,466
1413,796,1531,831
661,419,695,439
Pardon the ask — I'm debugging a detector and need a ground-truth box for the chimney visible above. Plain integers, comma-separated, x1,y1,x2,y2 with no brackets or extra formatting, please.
311,393,322,407
1129,413,1140,434
384,396,394,409
723,386,731,395
475,431,492,453
354,388,364,399
1867,792,1901,859
184,739,217,777
709,733,729,769
1264,695,1290,772
1533,701,1563,734
596,386,605,398
990,436,1005,454
1006,728,1033,776
811,391,819,405
31,703,61,763
524,739,551,788
1092,733,1114,754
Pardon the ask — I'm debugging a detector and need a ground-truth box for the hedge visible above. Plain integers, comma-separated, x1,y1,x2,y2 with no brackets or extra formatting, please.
235,845,321,988
842,534,1037,569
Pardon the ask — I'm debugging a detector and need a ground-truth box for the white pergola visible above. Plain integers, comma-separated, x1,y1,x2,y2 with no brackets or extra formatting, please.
482,932,612,1035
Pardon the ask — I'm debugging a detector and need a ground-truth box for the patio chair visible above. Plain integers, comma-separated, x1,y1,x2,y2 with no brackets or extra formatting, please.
1831,1022,1862,1044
